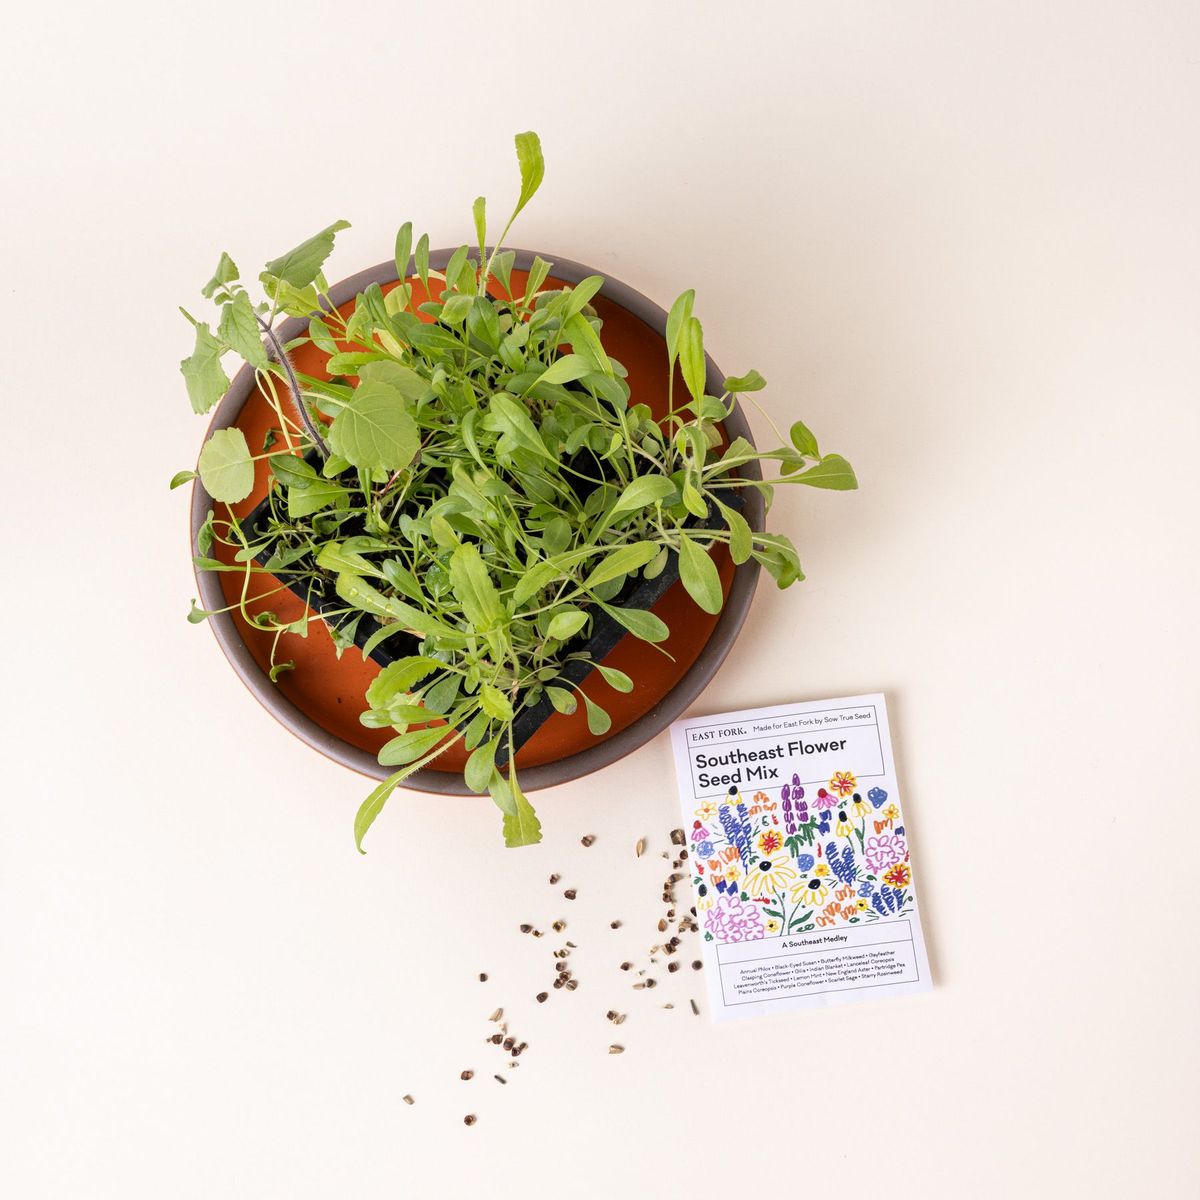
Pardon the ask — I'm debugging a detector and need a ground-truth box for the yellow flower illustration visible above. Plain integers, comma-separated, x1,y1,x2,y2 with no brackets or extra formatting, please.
764,917,781,934
883,862,912,889
829,770,857,797
883,803,900,821
835,811,855,838
850,795,871,818
725,859,742,882
747,854,799,897
695,800,718,821
697,893,715,910
855,898,869,911
756,829,784,856
814,862,831,878
792,877,829,907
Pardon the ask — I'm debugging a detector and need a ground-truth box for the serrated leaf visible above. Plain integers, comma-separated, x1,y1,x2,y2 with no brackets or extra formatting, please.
263,220,350,288
218,291,268,369
501,772,543,848
677,536,723,614
479,682,513,721
180,319,229,414
327,381,419,471
513,131,544,218
201,251,239,299
197,427,254,502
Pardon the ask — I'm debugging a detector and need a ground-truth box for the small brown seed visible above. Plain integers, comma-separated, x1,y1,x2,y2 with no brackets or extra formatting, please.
565,978,579,991
635,838,646,857
502,1037,515,1051
670,828,685,846
690,998,700,1015
608,1044,624,1055
460,1070,473,1081
633,982,646,990
662,1003,674,1009
478,972,488,982
494,1074,507,1084
657,918,668,932
552,919,566,933
402,1094,415,1105
489,1008,503,1022
490,1033,503,1044
610,1012,626,1025
553,976,565,989
556,961,569,974
680,849,689,860
519,923,532,934
531,929,544,938
692,960,703,971
620,962,632,971
668,961,680,973
536,992,548,1003
581,834,595,847
565,941,577,948
464,1114,477,1126
610,920,622,929
564,889,577,901
644,978,657,989
549,873,561,884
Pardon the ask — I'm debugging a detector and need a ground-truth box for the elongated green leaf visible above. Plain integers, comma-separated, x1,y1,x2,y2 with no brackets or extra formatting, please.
677,536,723,614
665,290,694,369
715,497,753,564
394,221,413,279
465,738,497,793
501,768,542,847
546,607,588,640
724,369,766,393
379,725,452,766
315,542,380,578
794,453,858,490
789,419,820,458
524,256,552,304
449,543,504,633
679,315,707,403
218,291,268,369
169,469,197,490
513,131,544,218
335,574,451,639
488,393,553,459
354,773,400,853
366,657,444,708
472,196,487,258
533,354,590,388
559,275,604,322
327,381,419,471
287,477,348,518
610,475,675,517
599,602,670,643
583,542,659,590
263,220,350,288
198,427,254,502
546,686,577,714
595,664,633,693
180,319,229,414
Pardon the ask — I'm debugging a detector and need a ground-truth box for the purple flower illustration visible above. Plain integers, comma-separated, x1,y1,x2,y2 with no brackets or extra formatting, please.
704,894,766,943
864,833,907,873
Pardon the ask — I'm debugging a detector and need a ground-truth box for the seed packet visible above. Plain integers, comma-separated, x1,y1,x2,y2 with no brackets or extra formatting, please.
669,693,931,1021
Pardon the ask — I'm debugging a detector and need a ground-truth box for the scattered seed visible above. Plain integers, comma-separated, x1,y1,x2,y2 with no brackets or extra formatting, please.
549,873,561,885
531,929,544,938
460,1070,473,1081
690,999,700,1015
564,889,577,901
662,1003,674,1010
668,961,680,973
633,982,646,990
519,923,532,934
680,849,689,860
502,1037,515,1051
608,1045,624,1055
552,919,566,933
402,1094,415,1105
478,972,488,982
494,1074,507,1085
536,992,548,1003
657,918,668,932
692,960,703,971
565,978,579,991
464,1114,477,1126
645,978,657,989
490,1033,503,1044
610,920,622,929
635,838,646,857
556,961,569,974
606,1010,626,1025
489,1008,503,1022
565,941,577,948
620,961,632,971
553,977,565,989
670,828,685,846
581,835,596,847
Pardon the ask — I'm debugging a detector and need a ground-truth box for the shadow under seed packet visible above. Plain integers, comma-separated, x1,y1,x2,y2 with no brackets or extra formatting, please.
669,693,931,1021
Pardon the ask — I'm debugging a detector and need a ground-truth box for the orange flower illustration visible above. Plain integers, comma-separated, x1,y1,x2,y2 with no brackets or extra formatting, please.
829,770,857,797
883,862,912,889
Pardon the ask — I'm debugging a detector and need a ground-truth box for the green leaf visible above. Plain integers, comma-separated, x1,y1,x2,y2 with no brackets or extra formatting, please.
335,574,452,640
415,233,430,290
487,393,553,459
357,360,427,399
366,656,444,708
218,291,268,369
595,664,633,693
501,769,543,848
599,602,669,643
724,369,766,393
610,475,675,518
465,738,497,793
581,692,611,735
479,682,514,721
169,469,197,490
180,319,230,414
559,275,604,322
794,453,858,490
546,607,588,640
789,419,820,458
263,220,350,288
472,196,487,258
512,131,545,219
187,599,214,624
197,427,254,502
269,660,295,682
449,543,505,632
315,541,380,578
677,536,723,614
665,290,694,368
394,221,413,278
354,774,399,853
546,686,577,714
201,251,239,299
533,353,590,388
440,294,473,324
287,477,349,518
679,315,707,403
582,542,659,590
715,497,753,564
379,725,452,766
524,256,552,304
327,381,420,471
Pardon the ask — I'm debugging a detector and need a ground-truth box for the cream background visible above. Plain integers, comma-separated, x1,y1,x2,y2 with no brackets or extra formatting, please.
2,2,1197,1197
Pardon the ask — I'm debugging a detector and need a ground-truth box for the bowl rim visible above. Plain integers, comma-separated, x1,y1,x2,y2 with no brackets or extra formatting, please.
190,247,763,793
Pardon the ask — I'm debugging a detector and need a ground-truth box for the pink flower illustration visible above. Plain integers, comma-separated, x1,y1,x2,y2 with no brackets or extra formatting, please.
864,833,907,873
704,894,766,943
813,787,838,811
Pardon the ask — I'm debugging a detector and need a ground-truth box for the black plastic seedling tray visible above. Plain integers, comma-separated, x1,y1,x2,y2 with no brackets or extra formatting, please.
241,462,740,765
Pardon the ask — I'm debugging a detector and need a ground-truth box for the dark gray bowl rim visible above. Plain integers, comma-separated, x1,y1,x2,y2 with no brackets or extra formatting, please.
191,248,763,794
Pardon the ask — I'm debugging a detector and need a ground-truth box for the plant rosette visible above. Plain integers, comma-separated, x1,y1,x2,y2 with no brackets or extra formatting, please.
175,132,857,851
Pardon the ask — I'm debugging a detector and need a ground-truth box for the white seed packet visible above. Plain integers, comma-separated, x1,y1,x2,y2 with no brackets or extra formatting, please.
669,693,931,1021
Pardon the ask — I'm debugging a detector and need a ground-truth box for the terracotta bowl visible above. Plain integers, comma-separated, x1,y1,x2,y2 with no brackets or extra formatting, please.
190,249,764,793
